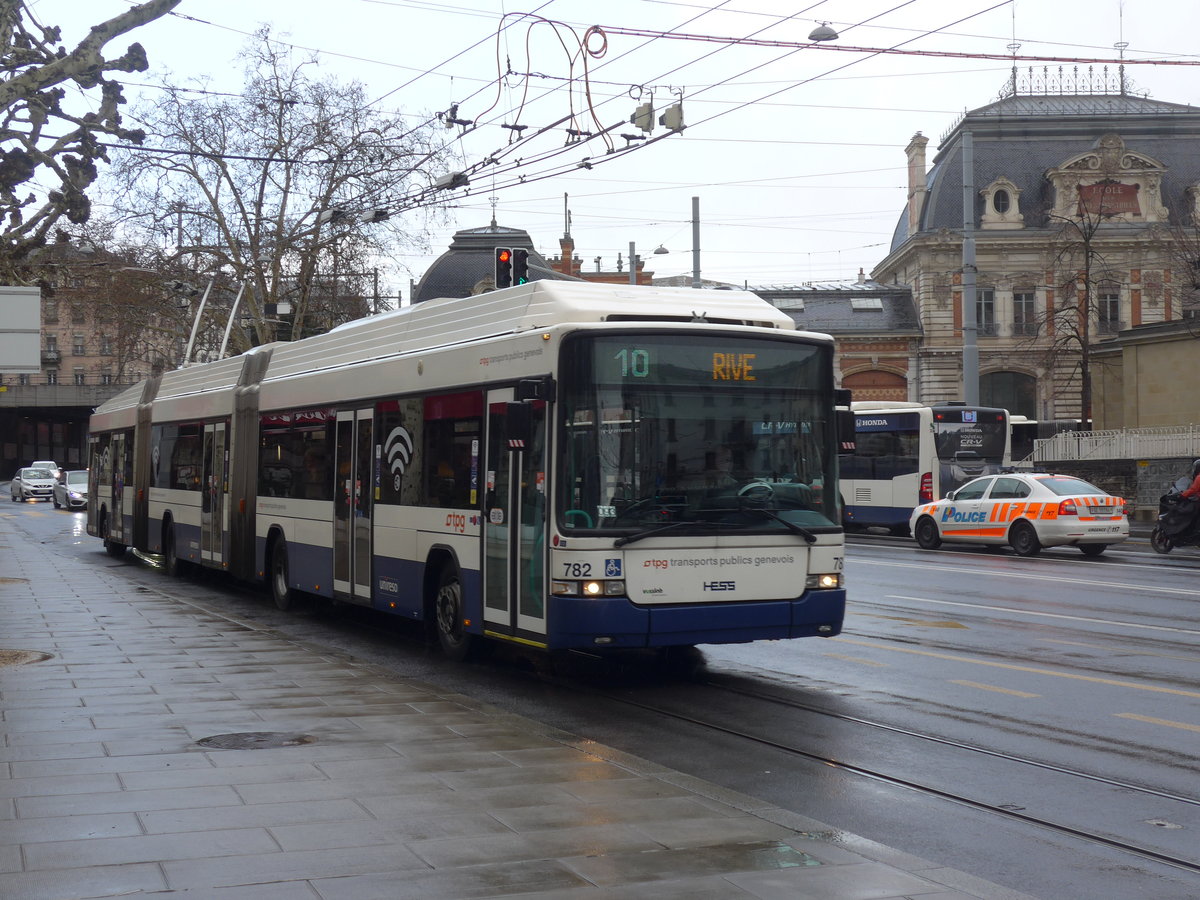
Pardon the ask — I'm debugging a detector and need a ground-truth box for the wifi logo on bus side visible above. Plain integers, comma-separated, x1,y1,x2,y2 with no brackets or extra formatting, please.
384,426,414,492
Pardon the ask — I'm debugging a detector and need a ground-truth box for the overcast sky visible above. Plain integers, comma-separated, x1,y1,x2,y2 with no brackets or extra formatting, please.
37,0,1200,298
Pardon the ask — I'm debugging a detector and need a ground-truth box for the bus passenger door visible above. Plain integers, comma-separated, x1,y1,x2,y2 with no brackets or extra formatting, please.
110,432,127,544
201,422,226,566
334,408,374,604
483,390,548,641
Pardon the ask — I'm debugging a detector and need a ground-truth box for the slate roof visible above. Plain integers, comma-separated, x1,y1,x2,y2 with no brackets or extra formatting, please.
749,282,920,335
890,92,1200,253
412,223,578,302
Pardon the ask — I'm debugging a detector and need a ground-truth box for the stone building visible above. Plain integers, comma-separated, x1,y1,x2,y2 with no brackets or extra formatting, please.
0,244,193,478
752,276,920,402
870,70,1200,421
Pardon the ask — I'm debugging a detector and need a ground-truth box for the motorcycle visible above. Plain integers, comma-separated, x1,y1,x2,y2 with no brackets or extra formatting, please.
1150,475,1200,554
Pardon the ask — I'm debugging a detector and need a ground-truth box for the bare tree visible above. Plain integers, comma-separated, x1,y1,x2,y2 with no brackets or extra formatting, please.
0,0,181,279
109,29,449,349
1038,186,1132,430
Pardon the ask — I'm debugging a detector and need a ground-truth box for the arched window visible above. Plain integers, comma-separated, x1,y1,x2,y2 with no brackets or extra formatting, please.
843,370,906,402
981,371,1036,418
993,189,1010,214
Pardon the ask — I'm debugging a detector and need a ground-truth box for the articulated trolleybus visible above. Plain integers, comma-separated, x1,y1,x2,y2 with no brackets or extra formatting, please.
88,281,847,659
840,401,1010,533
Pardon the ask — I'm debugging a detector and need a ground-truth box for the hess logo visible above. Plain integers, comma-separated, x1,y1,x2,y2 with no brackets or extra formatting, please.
703,581,736,591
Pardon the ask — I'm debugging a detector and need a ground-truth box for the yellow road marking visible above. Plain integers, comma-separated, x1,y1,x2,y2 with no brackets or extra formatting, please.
859,613,967,629
823,653,888,667
835,636,1200,699
951,679,1039,698
1115,713,1200,734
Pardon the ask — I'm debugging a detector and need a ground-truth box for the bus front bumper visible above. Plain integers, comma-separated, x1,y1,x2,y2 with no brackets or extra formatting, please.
550,590,846,649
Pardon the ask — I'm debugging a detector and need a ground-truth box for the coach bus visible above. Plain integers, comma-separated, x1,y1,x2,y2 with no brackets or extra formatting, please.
87,281,848,659
839,401,1009,533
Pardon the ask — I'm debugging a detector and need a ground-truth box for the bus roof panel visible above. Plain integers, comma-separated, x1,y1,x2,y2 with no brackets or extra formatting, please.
264,281,801,383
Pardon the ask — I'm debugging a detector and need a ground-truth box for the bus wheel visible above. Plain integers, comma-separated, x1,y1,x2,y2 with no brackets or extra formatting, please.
914,517,942,550
101,513,126,559
1009,520,1042,557
434,566,473,661
164,526,185,577
270,539,295,611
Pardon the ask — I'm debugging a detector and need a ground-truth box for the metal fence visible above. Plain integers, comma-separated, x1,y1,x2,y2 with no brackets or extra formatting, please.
1031,425,1200,462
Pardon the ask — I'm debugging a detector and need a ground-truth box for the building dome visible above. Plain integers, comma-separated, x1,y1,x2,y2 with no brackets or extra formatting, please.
412,223,575,302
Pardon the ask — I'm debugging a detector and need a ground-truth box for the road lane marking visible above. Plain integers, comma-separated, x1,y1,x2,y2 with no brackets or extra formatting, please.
1116,713,1200,734
823,652,888,667
854,557,1200,598
834,636,1200,699
951,680,1040,698
885,594,1200,638
858,613,967,629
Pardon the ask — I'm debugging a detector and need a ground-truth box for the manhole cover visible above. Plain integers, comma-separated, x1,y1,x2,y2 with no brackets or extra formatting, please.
0,650,53,667
197,732,316,750
0,577,29,585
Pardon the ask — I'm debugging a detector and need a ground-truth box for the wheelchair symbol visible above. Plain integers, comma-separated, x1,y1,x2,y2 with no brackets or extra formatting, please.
605,558,623,577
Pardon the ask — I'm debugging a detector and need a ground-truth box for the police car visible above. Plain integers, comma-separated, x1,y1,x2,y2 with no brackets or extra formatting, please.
909,473,1128,557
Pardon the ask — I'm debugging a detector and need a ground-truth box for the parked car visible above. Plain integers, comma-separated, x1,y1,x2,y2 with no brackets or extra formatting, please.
31,460,63,480
10,467,58,502
52,469,89,510
909,472,1129,557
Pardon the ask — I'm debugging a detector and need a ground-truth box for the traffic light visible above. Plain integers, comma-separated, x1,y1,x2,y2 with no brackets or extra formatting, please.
513,248,529,285
494,247,512,288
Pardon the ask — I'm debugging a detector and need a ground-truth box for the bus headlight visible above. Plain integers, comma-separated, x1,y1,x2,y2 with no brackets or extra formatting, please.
551,579,626,597
806,573,842,590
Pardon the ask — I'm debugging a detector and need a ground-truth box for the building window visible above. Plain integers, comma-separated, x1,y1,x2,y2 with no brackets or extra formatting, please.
993,190,1010,214
1013,291,1038,335
45,300,58,323
100,336,113,355
73,335,86,355
1098,289,1120,334
46,369,58,385
981,371,1037,418
74,369,86,385
101,371,113,385
976,288,996,336
18,374,30,386
71,304,85,324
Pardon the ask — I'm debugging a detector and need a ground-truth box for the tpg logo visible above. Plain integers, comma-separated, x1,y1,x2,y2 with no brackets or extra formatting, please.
703,581,736,591
940,506,988,524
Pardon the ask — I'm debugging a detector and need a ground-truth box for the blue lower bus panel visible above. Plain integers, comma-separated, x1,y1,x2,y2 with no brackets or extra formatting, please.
550,590,845,649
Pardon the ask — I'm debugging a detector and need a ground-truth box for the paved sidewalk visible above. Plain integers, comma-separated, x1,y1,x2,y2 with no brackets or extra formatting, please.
0,514,1039,900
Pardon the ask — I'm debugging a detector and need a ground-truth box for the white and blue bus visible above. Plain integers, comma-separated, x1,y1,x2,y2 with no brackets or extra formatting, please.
88,281,848,659
840,401,1010,533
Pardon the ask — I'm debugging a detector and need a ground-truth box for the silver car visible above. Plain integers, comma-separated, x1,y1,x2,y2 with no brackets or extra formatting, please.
10,467,58,502
52,469,89,510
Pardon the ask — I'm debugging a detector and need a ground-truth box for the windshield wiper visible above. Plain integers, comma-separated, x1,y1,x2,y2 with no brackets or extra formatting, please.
613,519,745,548
748,507,818,543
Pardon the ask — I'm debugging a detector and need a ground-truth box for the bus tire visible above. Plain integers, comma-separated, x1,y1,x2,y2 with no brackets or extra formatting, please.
270,538,295,611
434,565,474,662
914,516,942,550
101,512,126,559
163,523,185,577
1009,520,1042,557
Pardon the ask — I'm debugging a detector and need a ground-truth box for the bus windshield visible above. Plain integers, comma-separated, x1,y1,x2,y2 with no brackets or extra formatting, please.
557,332,840,534
931,408,1008,493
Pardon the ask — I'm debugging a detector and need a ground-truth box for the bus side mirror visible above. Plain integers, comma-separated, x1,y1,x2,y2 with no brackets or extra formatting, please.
506,402,532,449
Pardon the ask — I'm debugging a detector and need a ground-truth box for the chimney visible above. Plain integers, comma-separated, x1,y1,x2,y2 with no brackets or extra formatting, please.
905,132,929,235
857,268,866,284
557,235,575,276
